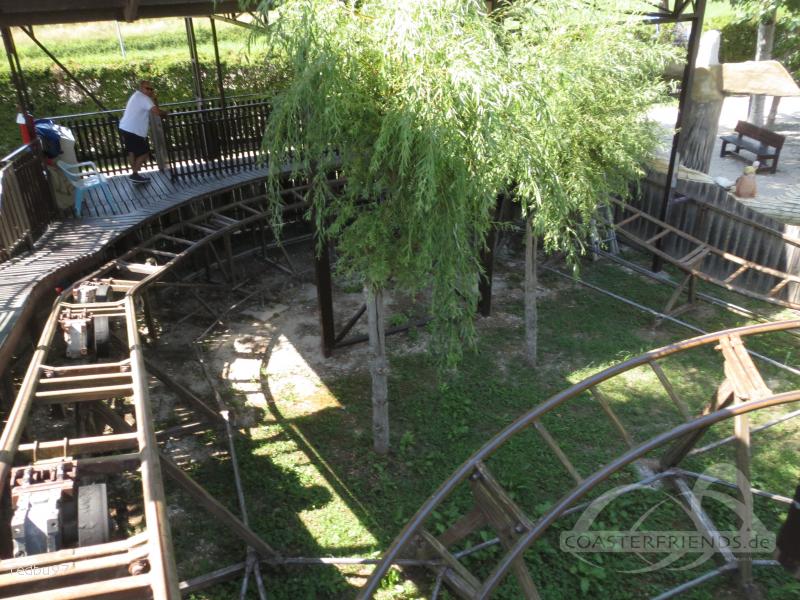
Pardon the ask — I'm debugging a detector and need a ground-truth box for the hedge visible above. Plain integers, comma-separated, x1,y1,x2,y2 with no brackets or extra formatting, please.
0,54,288,155
705,15,800,79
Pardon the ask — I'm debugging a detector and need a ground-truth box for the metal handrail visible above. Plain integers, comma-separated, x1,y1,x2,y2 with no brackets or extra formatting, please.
43,93,268,122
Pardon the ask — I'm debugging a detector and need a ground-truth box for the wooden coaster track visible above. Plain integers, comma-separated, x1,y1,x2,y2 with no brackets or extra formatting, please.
605,196,800,313
0,176,345,599
359,320,800,599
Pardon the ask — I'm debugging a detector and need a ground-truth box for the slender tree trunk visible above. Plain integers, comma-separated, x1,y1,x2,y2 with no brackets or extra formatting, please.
366,286,389,454
748,13,776,127
524,215,538,367
767,96,780,127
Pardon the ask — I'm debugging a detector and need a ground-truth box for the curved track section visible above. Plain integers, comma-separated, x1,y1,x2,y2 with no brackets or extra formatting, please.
606,197,800,312
0,176,340,599
360,320,800,599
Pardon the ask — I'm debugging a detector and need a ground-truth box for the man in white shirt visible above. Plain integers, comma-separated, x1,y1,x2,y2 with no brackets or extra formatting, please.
119,80,167,184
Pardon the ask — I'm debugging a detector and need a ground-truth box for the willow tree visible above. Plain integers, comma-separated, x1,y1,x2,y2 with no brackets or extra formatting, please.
250,0,672,450
497,0,673,365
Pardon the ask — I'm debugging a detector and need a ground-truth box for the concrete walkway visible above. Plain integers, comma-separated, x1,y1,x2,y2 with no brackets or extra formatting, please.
651,95,800,198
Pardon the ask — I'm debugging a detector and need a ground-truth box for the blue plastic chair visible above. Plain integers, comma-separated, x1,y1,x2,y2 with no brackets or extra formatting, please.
57,160,115,217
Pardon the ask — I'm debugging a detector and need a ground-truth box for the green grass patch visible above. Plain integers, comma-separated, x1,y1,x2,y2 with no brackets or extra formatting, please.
175,250,800,599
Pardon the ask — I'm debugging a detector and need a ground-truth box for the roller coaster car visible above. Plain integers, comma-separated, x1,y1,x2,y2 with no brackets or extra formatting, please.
9,461,109,557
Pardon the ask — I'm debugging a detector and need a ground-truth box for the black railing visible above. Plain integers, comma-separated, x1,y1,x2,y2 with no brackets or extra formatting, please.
0,140,55,264
46,95,267,177
57,110,126,175
162,99,271,178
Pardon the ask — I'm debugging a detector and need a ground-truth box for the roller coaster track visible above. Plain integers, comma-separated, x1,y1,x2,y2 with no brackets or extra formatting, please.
0,176,343,599
360,320,800,599
605,197,800,313
3,174,800,598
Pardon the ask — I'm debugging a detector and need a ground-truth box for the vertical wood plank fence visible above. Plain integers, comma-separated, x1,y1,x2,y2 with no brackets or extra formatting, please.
624,172,800,305
0,140,55,264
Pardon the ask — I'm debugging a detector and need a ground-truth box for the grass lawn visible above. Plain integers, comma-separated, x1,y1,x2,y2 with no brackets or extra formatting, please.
161,243,800,600
8,17,262,69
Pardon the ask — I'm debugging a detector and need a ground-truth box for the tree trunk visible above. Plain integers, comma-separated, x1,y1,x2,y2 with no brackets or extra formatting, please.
677,32,723,174
677,84,724,173
747,13,776,126
524,215,538,367
767,96,780,128
366,286,389,454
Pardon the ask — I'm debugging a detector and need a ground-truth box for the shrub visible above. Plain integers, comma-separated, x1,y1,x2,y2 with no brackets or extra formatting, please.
705,14,800,78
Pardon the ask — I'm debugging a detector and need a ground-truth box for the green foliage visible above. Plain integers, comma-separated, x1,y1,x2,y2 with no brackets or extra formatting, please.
499,1,671,257
706,13,800,77
726,0,800,22
253,0,673,366
0,26,287,154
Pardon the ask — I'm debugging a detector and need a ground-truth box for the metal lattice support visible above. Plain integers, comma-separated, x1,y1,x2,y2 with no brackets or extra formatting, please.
359,320,800,599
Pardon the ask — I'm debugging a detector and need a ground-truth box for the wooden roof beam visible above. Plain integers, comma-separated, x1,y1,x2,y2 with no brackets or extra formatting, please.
124,0,141,22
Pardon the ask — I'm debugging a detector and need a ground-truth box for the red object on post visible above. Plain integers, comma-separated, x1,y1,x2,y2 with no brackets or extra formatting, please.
16,111,34,144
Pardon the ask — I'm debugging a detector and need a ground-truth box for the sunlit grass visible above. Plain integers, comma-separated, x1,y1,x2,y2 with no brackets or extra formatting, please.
178,248,800,599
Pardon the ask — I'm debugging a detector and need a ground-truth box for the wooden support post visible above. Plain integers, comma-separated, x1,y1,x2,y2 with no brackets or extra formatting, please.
313,236,336,358
1,27,33,128
209,17,226,109
649,362,692,421
0,374,15,416
478,194,505,317
142,292,157,343
469,463,540,599
734,397,755,593
204,247,213,282
223,233,236,283
659,380,733,471
589,387,634,448
184,18,204,109
367,287,389,455
524,217,538,367
208,241,231,284
652,0,707,273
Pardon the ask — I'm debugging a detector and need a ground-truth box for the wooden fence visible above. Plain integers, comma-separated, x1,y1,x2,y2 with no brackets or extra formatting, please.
625,171,800,305
0,140,55,264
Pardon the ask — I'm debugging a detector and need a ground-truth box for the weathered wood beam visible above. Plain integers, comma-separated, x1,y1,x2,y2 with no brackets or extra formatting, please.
124,0,141,22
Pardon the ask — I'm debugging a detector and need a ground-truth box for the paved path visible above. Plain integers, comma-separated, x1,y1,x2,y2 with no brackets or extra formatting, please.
651,96,800,199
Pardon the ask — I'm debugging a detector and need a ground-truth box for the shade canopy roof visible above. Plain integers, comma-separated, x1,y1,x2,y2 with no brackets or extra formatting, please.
722,60,800,97
0,1,241,27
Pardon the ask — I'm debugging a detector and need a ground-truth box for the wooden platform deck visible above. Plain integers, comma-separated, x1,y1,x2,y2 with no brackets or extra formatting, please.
0,166,270,369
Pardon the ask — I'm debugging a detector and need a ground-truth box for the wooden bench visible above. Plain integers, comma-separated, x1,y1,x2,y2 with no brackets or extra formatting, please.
719,120,785,174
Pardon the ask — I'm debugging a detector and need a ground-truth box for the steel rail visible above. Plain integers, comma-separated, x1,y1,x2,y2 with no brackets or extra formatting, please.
359,320,800,598
593,248,800,337
543,264,800,379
